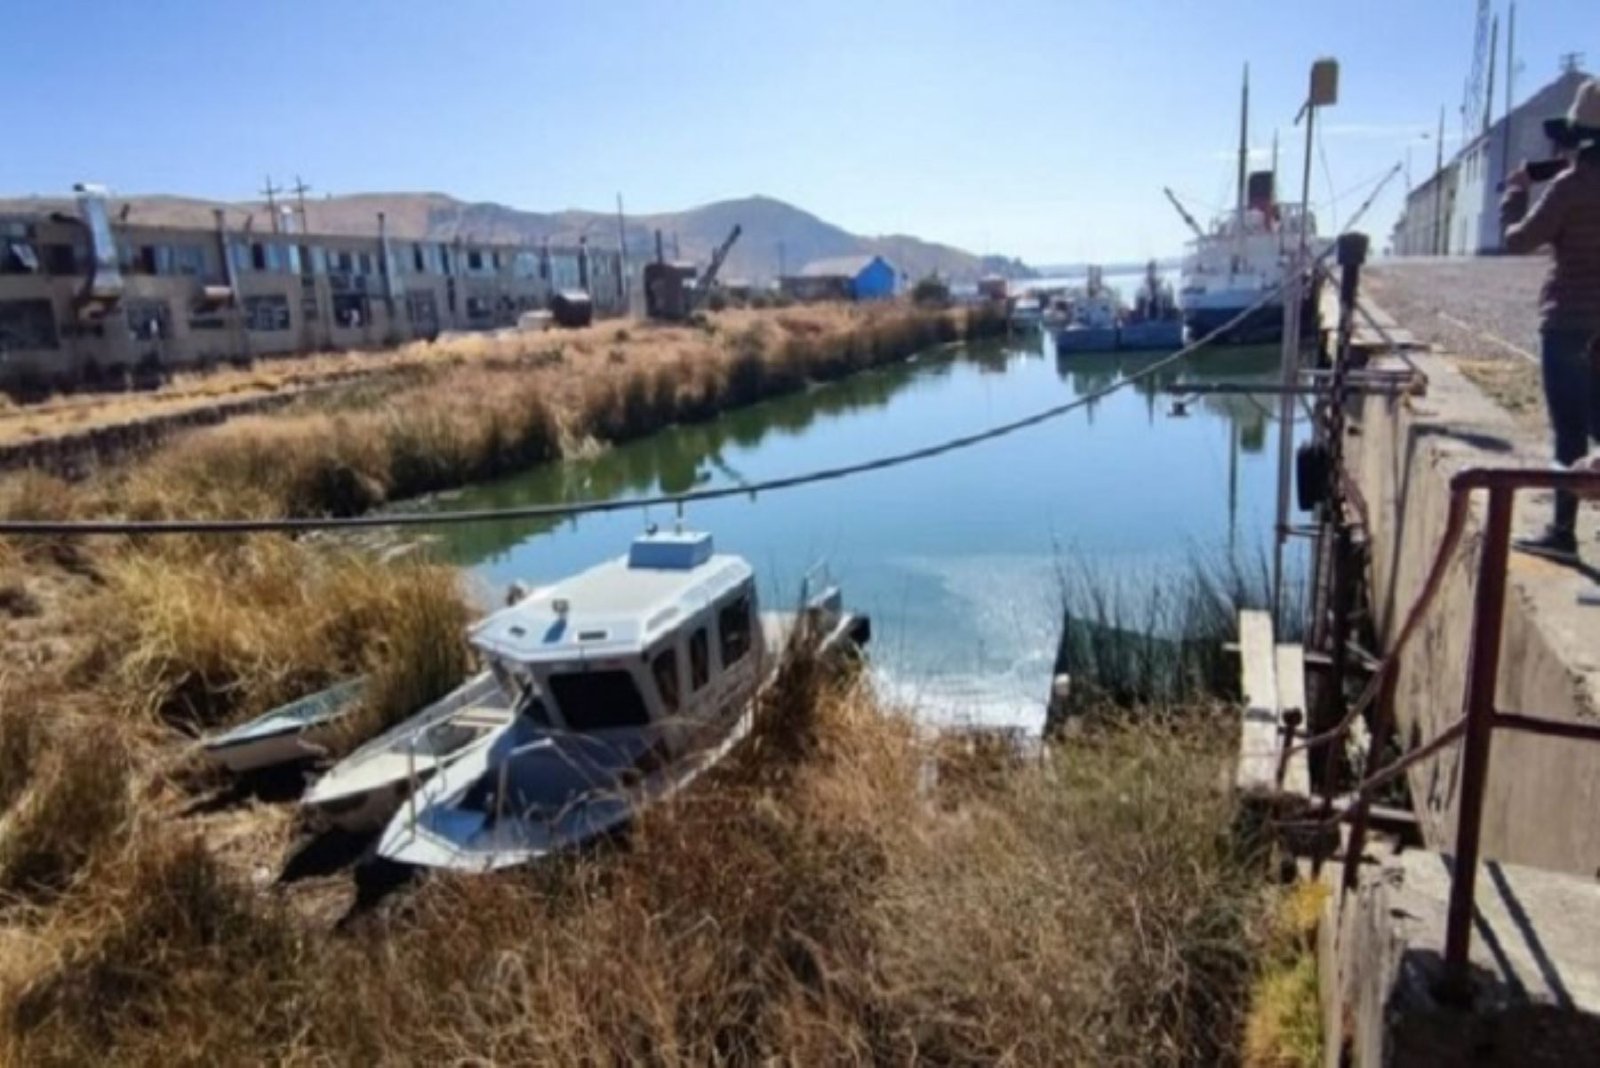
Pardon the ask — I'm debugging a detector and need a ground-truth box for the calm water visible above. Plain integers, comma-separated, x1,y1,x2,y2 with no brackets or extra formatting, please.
413,334,1302,732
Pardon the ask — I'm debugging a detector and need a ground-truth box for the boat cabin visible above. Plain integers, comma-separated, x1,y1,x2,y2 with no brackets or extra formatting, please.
468,530,766,734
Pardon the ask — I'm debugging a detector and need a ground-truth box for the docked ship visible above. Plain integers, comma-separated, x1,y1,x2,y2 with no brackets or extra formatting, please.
1051,266,1120,353
1171,69,1327,346
1177,171,1324,345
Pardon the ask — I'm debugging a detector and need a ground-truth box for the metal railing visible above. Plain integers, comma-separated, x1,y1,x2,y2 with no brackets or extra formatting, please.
1330,466,1600,1004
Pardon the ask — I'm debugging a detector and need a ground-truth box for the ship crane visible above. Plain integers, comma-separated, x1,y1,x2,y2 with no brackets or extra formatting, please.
691,224,742,310
1161,187,1207,244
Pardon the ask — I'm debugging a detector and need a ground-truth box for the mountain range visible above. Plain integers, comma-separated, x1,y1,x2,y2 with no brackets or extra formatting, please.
1,191,1031,284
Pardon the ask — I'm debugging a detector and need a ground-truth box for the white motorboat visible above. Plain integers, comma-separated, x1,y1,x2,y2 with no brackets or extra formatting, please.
202,680,364,773
376,528,867,872
301,670,520,832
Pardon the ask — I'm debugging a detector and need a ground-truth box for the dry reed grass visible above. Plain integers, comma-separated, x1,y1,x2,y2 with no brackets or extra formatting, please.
0,670,1260,1066
79,539,470,731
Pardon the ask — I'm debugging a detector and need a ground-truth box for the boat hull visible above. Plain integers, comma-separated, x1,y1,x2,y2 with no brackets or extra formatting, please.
1182,291,1319,346
1116,320,1184,351
1052,326,1119,354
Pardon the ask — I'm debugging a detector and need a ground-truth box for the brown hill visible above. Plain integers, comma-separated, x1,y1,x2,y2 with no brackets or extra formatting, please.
0,191,1029,284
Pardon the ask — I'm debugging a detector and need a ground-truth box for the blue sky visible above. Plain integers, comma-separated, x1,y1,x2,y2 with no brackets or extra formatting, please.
3,1,1594,262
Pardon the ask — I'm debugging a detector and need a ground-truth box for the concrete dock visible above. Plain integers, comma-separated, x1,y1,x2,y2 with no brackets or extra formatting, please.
1315,255,1600,1065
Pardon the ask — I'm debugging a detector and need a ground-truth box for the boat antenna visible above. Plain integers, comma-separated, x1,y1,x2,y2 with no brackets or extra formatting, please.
674,499,684,534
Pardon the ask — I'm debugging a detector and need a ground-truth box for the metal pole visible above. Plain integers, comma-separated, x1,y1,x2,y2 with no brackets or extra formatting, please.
1499,3,1516,193
1433,105,1446,255
615,193,630,313
1439,485,1514,1004
1272,95,1318,628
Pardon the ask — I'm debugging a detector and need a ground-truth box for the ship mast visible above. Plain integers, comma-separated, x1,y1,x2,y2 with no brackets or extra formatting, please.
1236,64,1250,217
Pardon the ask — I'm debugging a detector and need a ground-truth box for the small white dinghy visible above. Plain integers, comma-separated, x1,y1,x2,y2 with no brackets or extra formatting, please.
377,528,867,872
301,670,521,832
202,680,364,773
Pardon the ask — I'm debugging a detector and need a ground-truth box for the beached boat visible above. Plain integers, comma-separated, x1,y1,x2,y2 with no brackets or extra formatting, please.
202,680,364,773
375,528,867,873
301,670,520,832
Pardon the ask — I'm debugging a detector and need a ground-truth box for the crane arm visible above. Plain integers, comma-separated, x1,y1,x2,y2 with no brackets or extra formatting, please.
1162,188,1207,243
693,224,743,305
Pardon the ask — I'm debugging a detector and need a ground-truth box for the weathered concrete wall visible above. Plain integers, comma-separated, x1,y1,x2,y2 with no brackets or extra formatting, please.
1349,354,1600,877
1319,849,1600,1066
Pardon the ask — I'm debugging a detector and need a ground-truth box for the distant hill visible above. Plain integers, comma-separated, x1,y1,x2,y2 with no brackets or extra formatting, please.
0,191,1032,285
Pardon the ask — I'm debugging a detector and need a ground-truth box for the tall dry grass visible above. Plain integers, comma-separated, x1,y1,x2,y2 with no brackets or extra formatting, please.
1,671,1261,1066
77,539,470,731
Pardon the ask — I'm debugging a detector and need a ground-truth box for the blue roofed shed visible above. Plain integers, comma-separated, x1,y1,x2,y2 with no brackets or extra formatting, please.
784,254,900,302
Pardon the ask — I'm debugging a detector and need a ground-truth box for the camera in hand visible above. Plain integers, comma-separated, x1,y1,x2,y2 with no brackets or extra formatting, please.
1498,158,1567,192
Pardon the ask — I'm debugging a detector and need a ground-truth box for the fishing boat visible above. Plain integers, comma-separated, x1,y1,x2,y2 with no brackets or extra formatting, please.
1117,260,1184,351
202,680,364,773
1052,267,1121,354
1009,295,1043,331
375,527,868,873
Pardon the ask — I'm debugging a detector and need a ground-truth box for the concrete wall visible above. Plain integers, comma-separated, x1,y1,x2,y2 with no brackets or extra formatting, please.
1349,354,1600,877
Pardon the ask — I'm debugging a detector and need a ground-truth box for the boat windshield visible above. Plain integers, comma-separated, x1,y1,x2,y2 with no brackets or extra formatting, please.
549,670,651,730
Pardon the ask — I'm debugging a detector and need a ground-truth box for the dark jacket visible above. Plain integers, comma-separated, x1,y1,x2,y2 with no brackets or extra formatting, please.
1500,152,1600,333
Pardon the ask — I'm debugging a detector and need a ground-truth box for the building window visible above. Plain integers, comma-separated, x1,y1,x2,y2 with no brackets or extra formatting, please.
2,240,39,275
465,295,493,322
171,244,208,277
250,243,268,271
41,244,80,276
0,299,59,351
331,293,369,328
358,253,374,276
412,244,426,274
439,246,452,274
244,294,291,331
405,291,438,332
124,299,172,341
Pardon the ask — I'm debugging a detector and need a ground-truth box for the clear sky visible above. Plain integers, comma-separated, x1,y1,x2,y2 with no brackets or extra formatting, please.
3,1,1594,262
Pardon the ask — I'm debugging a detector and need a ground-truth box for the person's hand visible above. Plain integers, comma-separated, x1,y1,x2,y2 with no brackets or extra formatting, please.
1506,162,1533,192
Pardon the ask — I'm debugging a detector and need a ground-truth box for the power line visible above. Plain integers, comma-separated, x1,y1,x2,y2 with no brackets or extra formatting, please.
0,169,1399,540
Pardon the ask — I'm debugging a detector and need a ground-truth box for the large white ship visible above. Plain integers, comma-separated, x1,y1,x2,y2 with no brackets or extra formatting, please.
1173,69,1328,346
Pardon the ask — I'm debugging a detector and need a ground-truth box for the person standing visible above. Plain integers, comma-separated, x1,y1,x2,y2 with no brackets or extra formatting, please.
1503,78,1600,563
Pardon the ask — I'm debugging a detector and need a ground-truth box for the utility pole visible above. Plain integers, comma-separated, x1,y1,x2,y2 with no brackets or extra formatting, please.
615,193,630,312
1271,57,1337,629
1433,104,1446,255
1483,15,1498,140
291,175,313,234
671,232,681,261
261,175,284,234
1500,2,1517,191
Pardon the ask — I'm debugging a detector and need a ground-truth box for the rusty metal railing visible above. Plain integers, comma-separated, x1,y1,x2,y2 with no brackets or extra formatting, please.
1331,466,1600,1004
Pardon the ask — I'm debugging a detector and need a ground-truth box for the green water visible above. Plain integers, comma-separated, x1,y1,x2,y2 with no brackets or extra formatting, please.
412,334,1301,731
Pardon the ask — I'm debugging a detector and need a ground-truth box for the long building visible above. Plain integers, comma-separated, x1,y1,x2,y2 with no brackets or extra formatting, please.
1391,61,1588,257
0,186,624,392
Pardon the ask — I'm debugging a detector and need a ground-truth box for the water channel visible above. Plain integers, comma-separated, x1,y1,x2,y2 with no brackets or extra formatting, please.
413,334,1305,733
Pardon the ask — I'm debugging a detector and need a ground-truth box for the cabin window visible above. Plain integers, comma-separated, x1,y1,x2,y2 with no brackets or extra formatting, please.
718,595,753,667
689,627,709,691
651,649,681,713
548,671,650,729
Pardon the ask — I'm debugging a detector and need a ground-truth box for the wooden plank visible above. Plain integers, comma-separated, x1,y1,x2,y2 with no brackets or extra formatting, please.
1274,644,1312,798
1236,610,1282,794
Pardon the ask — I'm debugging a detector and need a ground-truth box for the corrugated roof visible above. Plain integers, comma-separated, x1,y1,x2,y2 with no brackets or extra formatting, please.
797,254,880,278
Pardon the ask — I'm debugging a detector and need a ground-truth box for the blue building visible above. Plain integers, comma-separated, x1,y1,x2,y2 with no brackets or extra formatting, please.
784,254,900,302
